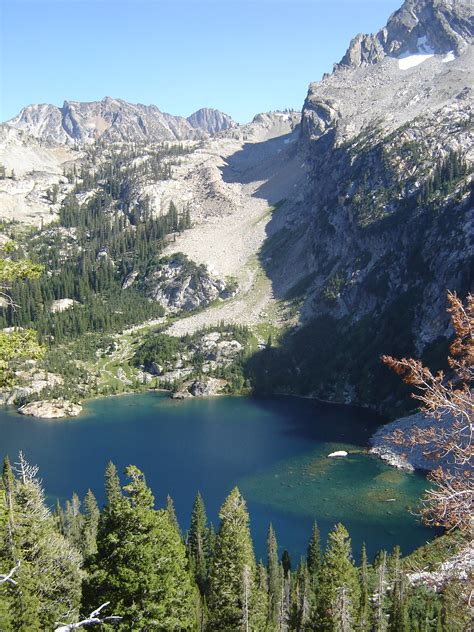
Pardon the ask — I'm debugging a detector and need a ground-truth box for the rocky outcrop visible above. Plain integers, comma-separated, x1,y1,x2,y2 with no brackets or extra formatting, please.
142,255,234,313
6,97,235,145
172,377,227,399
189,378,227,397
50,298,77,313
407,542,474,591
18,399,82,419
0,370,64,405
0,124,78,225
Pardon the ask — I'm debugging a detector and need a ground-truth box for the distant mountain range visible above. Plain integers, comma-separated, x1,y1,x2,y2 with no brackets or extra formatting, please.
5,97,235,145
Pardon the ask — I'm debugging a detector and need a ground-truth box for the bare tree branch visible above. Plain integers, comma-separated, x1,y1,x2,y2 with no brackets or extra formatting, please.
383,291,473,532
54,602,122,631
0,560,20,586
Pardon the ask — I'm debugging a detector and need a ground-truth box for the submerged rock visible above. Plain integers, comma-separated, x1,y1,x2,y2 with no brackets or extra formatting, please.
18,399,82,419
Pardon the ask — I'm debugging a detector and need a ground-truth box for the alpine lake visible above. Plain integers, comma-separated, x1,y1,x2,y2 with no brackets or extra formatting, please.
0,392,435,562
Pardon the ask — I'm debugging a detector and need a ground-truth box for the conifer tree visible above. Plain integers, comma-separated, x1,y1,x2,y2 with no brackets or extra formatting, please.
387,547,409,632
276,565,291,632
254,560,270,632
207,521,216,567
81,489,99,558
359,543,370,630
166,493,182,538
307,521,321,587
371,551,388,632
307,519,322,622
317,523,360,631
293,558,311,631
84,464,195,630
207,487,259,631
267,523,281,625
187,491,208,593
54,499,65,535
64,492,83,550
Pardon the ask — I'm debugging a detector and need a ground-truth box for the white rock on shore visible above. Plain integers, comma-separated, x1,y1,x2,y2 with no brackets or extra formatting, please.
18,399,82,419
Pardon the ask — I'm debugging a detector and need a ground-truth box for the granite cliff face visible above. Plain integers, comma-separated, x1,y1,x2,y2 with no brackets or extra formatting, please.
187,108,235,135
254,0,473,410
6,97,235,145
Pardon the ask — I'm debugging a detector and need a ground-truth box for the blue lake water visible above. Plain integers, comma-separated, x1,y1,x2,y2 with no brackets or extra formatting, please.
0,392,434,562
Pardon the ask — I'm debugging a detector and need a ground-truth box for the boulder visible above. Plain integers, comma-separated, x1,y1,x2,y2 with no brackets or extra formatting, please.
149,362,164,376
189,378,227,397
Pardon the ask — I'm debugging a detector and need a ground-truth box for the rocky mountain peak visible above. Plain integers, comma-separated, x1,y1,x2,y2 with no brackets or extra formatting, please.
187,108,235,134
337,0,473,70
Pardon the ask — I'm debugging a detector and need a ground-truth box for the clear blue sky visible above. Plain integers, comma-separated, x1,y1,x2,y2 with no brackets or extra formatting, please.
1,0,401,123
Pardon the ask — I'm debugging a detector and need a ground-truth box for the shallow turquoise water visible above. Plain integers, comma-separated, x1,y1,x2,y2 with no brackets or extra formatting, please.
0,392,433,561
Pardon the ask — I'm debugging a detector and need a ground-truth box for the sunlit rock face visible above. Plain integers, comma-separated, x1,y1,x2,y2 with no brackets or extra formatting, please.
7,97,235,145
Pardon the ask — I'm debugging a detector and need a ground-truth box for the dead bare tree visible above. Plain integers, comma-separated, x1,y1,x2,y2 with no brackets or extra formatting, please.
54,602,122,631
0,560,20,585
383,291,473,532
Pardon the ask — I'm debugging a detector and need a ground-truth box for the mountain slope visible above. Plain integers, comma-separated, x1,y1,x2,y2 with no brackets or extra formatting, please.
6,97,235,145
247,0,473,412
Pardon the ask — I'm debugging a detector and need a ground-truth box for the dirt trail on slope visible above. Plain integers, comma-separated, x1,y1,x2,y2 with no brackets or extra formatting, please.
159,117,304,336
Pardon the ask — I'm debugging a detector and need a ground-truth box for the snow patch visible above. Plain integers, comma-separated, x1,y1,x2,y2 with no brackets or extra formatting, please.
398,54,434,70
442,51,456,63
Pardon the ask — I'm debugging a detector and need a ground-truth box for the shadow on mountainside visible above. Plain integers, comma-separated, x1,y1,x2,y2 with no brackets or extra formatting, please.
225,132,459,416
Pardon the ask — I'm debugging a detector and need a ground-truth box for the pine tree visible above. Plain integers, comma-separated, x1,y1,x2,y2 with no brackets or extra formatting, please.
64,492,83,550
359,543,370,630
276,565,291,632
293,558,311,631
84,464,196,630
371,551,388,632
166,493,182,538
307,521,321,587
307,520,322,621
54,498,65,535
388,547,409,632
317,523,360,631
207,521,216,566
207,487,259,631
187,491,208,593
267,523,281,625
81,489,99,558
254,560,270,632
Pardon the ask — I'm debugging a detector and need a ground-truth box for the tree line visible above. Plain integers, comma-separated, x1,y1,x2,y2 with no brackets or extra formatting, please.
0,455,466,632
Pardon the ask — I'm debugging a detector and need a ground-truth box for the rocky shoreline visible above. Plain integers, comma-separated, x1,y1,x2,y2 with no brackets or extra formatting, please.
369,411,455,473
